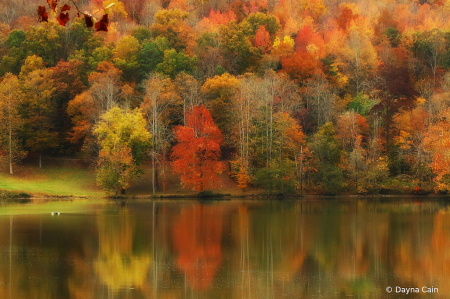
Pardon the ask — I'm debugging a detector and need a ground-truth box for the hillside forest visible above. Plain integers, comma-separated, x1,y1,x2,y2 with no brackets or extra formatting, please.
0,0,449,195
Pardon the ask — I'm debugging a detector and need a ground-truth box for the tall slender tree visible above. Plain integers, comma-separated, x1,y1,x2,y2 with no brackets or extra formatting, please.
141,73,179,194
0,73,26,174
19,56,58,168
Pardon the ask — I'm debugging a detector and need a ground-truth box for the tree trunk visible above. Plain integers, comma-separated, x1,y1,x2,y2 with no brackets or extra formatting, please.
152,97,157,194
200,157,204,192
152,153,156,194
39,152,42,168
9,124,12,175
300,146,303,195
155,168,159,191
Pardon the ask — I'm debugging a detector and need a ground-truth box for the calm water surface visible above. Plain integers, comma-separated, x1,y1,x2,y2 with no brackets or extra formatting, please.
0,198,448,298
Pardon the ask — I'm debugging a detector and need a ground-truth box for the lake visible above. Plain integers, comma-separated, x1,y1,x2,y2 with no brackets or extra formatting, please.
0,198,448,298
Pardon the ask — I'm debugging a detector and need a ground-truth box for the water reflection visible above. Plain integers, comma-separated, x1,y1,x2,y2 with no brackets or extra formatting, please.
0,199,448,298
94,208,152,293
173,205,223,290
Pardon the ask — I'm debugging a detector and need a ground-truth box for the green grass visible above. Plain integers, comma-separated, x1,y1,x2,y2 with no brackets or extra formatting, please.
0,163,103,197
0,160,256,198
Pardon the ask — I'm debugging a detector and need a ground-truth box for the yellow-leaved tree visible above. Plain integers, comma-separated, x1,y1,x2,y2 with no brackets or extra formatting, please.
94,107,151,196
0,73,26,174
19,55,57,168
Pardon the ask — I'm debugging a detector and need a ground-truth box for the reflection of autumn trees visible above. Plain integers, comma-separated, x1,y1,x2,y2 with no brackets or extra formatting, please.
67,242,98,299
308,202,389,297
4,201,450,299
229,205,257,299
334,213,386,278
394,210,450,294
168,201,450,298
173,204,223,290
0,214,99,299
94,208,152,292
0,232,56,299
241,202,317,298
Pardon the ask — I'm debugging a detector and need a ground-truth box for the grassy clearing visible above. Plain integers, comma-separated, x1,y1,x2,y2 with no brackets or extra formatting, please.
0,158,260,198
0,160,103,197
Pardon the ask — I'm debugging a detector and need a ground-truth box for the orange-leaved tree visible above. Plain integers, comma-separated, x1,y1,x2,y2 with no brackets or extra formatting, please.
422,108,450,192
254,25,271,53
171,105,224,191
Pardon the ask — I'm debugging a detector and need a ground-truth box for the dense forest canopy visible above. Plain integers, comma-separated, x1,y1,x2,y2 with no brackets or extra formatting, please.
0,0,449,194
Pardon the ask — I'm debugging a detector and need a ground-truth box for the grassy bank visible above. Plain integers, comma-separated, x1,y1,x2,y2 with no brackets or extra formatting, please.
0,158,261,199
0,158,436,199
0,160,102,197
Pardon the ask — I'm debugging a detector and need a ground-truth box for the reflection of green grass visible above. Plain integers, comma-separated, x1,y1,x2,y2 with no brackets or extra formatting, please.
0,200,108,215
0,163,102,196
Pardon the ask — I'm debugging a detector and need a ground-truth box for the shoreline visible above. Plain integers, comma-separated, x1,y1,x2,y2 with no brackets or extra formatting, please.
5,192,450,203
0,160,439,202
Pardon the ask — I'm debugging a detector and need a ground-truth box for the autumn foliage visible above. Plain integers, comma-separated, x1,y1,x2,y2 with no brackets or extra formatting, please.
422,108,450,191
209,9,237,25
171,105,224,191
254,25,271,52
94,107,151,196
295,25,325,58
5,0,450,195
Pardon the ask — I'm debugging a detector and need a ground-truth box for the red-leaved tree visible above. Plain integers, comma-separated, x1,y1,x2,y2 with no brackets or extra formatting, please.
171,105,224,191
254,25,271,53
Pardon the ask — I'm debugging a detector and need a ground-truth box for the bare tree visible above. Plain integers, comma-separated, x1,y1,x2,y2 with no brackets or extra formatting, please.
141,73,178,194
304,71,336,127
88,62,122,114
174,72,202,124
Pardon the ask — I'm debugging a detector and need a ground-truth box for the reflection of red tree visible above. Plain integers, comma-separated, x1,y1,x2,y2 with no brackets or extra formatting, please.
173,205,223,290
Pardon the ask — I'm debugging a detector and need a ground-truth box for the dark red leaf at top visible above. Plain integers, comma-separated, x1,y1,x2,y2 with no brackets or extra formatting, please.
60,4,71,12
95,14,109,32
57,12,70,26
38,6,49,22
84,15,94,28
